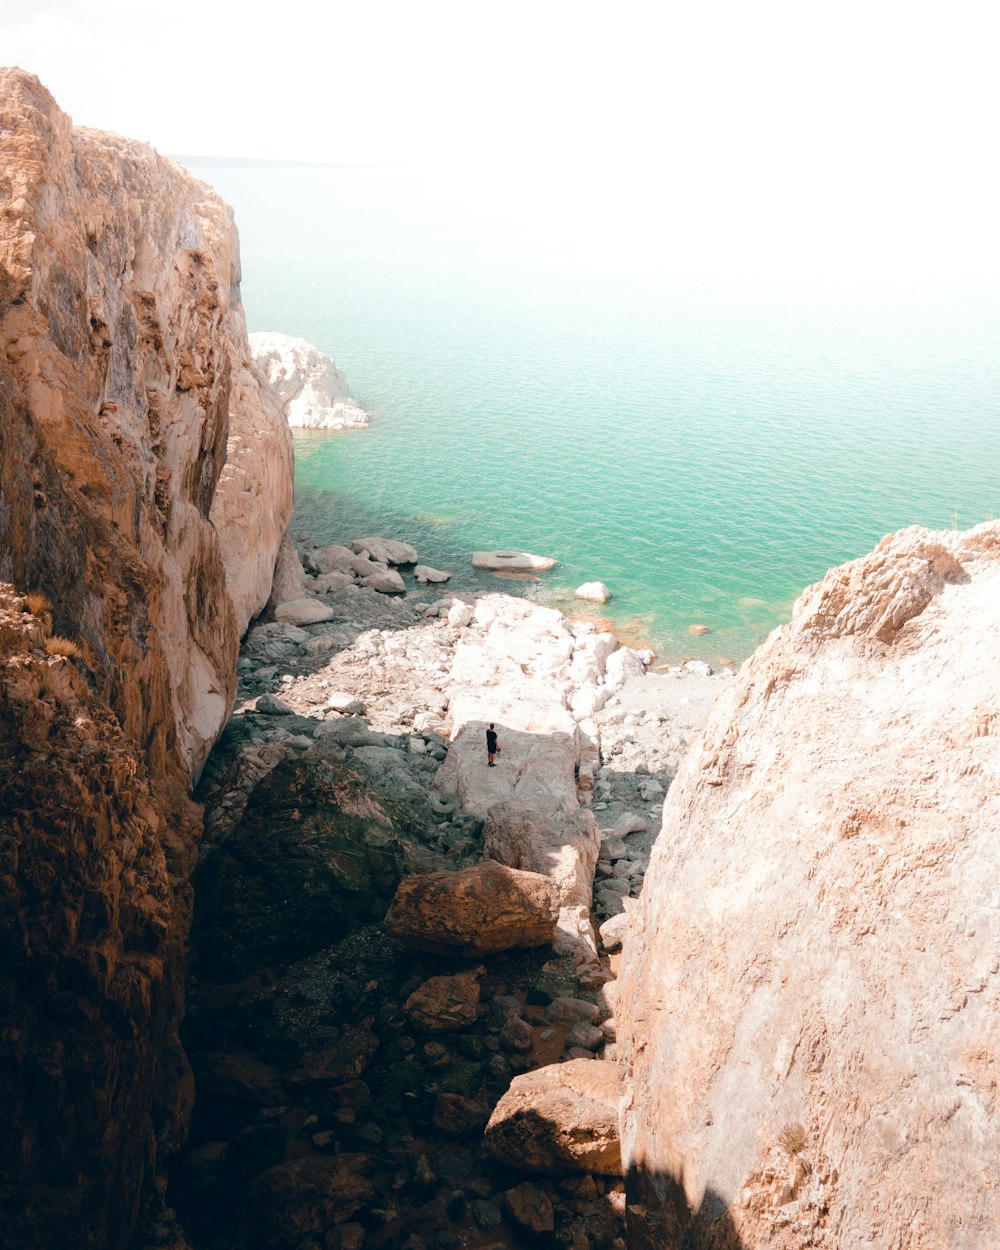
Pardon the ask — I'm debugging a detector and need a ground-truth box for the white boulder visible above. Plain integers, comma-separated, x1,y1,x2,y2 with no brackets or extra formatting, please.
575,581,612,604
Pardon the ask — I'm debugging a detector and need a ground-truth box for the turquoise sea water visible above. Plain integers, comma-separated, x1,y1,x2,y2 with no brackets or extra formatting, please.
193,164,1000,661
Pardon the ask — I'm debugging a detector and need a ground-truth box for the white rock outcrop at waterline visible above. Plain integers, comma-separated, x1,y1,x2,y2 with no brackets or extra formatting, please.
250,331,369,430
617,521,1000,1250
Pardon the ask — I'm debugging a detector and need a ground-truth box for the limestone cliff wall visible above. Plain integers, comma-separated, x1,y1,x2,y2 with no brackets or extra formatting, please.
617,522,1000,1250
0,68,292,1248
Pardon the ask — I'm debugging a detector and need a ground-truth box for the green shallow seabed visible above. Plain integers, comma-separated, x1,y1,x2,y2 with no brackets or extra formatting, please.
196,165,1000,662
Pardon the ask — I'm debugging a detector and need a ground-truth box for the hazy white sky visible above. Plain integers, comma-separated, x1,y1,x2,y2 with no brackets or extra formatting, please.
3,0,998,282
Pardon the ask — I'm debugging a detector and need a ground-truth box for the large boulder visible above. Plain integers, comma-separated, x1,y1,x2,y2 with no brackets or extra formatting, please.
384,861,560,956
484,1060,623,1175
617,522,1000,1250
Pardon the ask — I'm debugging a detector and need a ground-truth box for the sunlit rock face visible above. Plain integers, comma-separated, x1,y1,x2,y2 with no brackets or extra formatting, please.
617,522,1000,1250
0,68,291,1249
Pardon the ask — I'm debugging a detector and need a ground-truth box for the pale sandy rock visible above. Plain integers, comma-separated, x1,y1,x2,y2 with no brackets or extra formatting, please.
483,801,600,912
265,535,306,612
484,1060,623,1175
213,353,295,637
351,537,418,565
575,581,612,603
414,564,452,583
250,331,369,430
618,521,1000,1250
384,861,560,956
473,550,559,571
273,599,336,626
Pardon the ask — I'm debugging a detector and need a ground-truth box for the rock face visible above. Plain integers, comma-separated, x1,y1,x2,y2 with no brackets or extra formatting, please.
617,523,1000,1250
0,70,291,1249
250,330,369,430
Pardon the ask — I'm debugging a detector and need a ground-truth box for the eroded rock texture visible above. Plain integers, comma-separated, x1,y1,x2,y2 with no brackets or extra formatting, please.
617,523,1000,1250
0,69,290,1249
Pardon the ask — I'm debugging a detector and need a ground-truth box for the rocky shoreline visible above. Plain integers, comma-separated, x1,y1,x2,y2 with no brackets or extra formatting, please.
172,530,730,1250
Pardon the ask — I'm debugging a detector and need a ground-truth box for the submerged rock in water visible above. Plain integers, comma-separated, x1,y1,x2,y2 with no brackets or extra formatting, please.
472,550,559,571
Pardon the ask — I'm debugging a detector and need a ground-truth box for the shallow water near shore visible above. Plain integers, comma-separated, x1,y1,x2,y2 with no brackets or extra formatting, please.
194,163,1000,661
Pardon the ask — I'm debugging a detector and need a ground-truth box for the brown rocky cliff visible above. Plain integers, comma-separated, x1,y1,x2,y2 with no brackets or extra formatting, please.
617,522,1000,1250
0,68,292,1248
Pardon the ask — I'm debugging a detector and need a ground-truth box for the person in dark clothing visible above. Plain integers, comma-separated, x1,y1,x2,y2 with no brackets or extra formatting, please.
486,722,498,766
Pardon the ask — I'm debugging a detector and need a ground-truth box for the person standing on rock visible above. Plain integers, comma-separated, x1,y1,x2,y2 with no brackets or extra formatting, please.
486,722,499,766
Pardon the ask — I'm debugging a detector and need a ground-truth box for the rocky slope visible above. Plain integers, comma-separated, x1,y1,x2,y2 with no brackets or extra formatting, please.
617,522,1000,1250
0,68,292,1249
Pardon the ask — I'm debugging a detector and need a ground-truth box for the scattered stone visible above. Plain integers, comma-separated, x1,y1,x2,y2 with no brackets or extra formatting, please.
684,659,712,677
565,1022,605,1051
612,812,648,836
254,694,293,716
599,913,629,952
545,998,600,1027
688,623,711,636
598,838,628,861
326,691,367,715
403,970,483,1032
499,1016,534,1054
503,1181,555,1235
433,1092,492,1138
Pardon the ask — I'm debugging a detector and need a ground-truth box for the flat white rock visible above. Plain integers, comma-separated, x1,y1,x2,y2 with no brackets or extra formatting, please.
472,550,558,571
